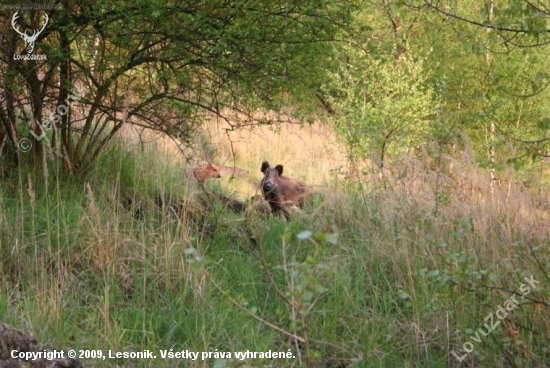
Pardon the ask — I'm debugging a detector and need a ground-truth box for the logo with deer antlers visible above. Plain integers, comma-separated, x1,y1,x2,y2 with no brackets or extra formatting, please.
11,11,49,54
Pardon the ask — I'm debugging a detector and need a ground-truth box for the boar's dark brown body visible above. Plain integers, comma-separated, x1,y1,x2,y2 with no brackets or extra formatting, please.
260,161,310,218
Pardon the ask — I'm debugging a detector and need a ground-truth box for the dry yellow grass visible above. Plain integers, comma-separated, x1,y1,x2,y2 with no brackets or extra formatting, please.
200,118,347,198
116,114,548,246
117,115,348,200
351,140,549,275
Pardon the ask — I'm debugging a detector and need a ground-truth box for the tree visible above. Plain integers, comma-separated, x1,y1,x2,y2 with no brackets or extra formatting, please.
405,0,550,168
0,0,350,175
323,47,436,170
415,0,550,48
319,0,550,187
320,1,437,172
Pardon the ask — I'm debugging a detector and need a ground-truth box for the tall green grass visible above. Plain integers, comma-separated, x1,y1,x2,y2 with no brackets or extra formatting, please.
1,135,549,367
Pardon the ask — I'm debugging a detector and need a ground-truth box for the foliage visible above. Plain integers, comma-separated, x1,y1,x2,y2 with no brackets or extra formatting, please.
0,0,350,175
1,138,549,367
2,1,550,367
408,0,550,170
316,0,550,184
322,45,437,167
419,0,550,47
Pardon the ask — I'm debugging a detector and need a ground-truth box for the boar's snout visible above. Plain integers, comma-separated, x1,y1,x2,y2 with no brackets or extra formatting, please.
262,177,276,192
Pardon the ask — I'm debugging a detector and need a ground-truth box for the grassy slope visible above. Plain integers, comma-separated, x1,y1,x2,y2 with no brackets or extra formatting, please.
1,121,549,368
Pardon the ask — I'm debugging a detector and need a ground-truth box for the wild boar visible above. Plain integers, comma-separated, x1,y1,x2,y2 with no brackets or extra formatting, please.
193,162,222,184
260,161,310,218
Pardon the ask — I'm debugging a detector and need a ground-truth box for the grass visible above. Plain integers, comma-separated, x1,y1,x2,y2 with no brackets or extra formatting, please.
0,120,549,367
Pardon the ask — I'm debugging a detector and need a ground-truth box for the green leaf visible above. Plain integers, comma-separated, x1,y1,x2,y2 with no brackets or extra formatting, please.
397,290,411,300
297,230,313,240
213,359,228,368
184,247,196,255
326,233,339,245
536,118,550,130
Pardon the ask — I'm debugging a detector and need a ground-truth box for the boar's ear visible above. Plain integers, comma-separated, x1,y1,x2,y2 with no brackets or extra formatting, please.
275,164,284,176
261,161,270,173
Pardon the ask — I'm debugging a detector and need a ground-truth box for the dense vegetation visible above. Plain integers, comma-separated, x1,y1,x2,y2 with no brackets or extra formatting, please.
1,1,550,367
